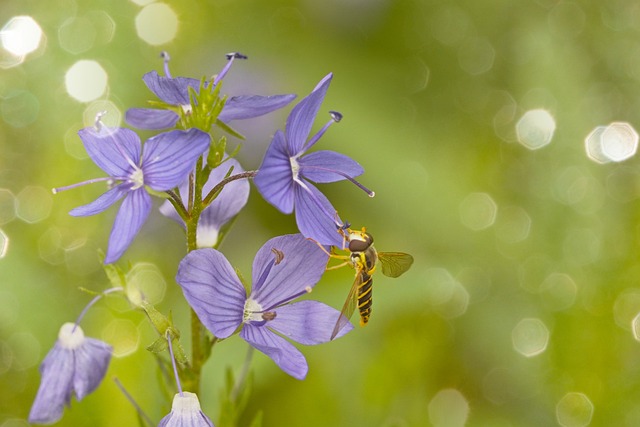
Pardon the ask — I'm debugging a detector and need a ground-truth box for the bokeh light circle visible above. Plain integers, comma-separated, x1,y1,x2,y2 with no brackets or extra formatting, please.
65,60,108,103
135,3,178,46
1,16,43,56
516,109,556,150
512,317,549,357
556,392,594,427
428,388,470,427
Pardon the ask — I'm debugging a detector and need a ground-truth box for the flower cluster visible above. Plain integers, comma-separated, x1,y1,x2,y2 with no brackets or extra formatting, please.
36,52,375,425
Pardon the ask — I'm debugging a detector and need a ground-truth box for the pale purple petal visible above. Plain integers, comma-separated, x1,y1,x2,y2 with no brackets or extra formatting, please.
240,325,308,380
285,73,332,155
218,94,296,122
250,234,328,309
69,184,128,217
254,130,295,214
269,300,353,344
197,159,249,245
28,345,74,424
104,189,152,264
125,108,180,130
142,71,200,105
176,248,246,338
142,129,211,191
298,150,364,183
158,392,214,427
294,182,343,246
72,338,112,399
79,127,141,177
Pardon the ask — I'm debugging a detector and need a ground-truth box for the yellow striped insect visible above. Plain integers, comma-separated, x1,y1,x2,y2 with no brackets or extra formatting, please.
328,227,413,340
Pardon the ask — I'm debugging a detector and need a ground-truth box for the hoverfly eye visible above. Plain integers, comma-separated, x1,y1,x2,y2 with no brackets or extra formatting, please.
349,239,369,252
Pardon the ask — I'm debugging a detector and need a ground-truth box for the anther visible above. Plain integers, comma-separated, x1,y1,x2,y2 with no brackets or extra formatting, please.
160,51,172,78
94,111,107,131
225,52,248,60
262,311,277,321
329,111,343,122
271,248,285,265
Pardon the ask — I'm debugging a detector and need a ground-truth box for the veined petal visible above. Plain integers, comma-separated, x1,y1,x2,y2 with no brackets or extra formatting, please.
125,108,180,130
72,338,112,400
28,345,74,424
79,127,141,177
218,94,296,122
197,158,249,245
285,73,332,155
250,234,328,309
294,182,343,246
269,300,353,344
240,325,308,380
142,71,200,105
159,392,214,427
104,189,152,264
254,130,295,214
142,129,211,191
69,184,128,217
176,248,246,338
298,150,364,183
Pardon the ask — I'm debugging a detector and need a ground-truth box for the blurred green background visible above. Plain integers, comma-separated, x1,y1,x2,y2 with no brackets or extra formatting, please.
3,0,640,426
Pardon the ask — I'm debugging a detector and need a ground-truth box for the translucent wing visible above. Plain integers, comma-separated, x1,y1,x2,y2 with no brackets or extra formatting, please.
378,252,414,278
330,269,363,340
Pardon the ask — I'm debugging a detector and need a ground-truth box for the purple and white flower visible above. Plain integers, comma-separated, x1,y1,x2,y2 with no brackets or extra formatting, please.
254,73,373,246
159,392,214,427
29,323,112,425
176,233,352,379
126,52,296,130
54,126,210,263
159,158,250,248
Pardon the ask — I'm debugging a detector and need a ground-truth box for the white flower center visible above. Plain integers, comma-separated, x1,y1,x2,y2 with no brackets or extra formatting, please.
243,298,264,323
129,167,144,190
290,155,300,180
58,322,85,349
181,104,193,115
196,224,219,248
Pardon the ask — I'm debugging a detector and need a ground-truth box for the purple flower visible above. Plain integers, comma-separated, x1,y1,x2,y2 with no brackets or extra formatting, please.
29,323,112,425
54,126,210,264
176,233,352,379
254,73,374,246
159,158,249,248
125,52,296,130
158,392,214,427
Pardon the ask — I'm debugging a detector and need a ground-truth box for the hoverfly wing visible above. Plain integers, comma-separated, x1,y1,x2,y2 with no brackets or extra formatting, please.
378,252,414,278
330,272,361,340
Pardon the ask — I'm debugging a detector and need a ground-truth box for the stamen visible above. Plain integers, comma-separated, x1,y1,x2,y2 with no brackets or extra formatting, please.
113,378,155,427
160,51,172,78
166,330,183,396
271,248,284,265
262,311,277,321
263,286,312,312
52,176,117,194
299,164,375,197
302,112,342,152
212,52,248,87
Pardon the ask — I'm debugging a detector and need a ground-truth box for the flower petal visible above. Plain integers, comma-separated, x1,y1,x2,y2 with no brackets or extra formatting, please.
79,127,141,177
197,158,249,246
69,184,128,217
104,189,152,264
294,182,343,246
240,325,308,380
285,73,332,155
125,108,180,130
72,338,112,400
142,129,211,191
268,300,353,345
218,94,296,122
254,130,295,214
176,248,246,338
298,150,364,183
142,71,200,105
250,234,328,309
28,345,74,424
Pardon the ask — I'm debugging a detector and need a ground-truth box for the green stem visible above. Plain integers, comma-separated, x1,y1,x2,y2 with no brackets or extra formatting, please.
202,170,257,206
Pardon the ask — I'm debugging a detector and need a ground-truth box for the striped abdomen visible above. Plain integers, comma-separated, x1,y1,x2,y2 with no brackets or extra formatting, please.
357,272,373,327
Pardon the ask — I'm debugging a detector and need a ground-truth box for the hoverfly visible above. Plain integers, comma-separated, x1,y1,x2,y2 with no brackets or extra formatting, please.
327,226,414,340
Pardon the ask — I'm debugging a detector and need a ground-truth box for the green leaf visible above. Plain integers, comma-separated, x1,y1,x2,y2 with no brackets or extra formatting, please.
146,336,168,354
248,411,263,427
215,119,245,140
